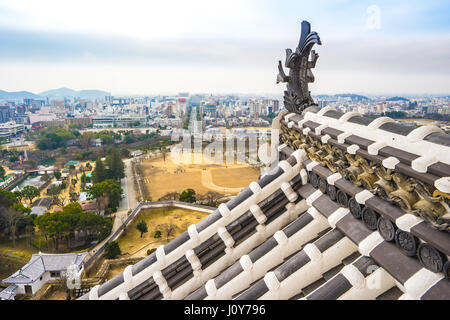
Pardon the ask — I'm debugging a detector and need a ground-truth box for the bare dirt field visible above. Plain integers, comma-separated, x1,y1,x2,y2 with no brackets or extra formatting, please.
117,207,210,258
210,167,260,188
106,264,129,279
140,153,260,200
44,289,67,300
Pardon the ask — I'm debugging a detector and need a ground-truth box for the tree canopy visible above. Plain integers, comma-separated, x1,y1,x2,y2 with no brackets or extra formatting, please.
136,220,148,238
0,165,5,179
86,179,123,213
104,241,121,259
92,148,124,183
53,170,62,180
37,126,77,150
179,188,196,203
93,157,107,183
0,189,32,247
21,185,40,204
106,148,125,181
35,202,112,250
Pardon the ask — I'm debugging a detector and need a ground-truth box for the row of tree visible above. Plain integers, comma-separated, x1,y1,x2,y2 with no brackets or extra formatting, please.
36,126,78,150
86,147,125,214
35,202,112,250
35,127,159,151
14,185,40,205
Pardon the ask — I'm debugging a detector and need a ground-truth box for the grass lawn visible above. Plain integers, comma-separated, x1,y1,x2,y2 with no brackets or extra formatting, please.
0,237,38,260
0,254,27,281
117,207,209,257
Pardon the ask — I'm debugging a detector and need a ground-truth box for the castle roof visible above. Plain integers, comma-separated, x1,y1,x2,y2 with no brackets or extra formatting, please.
78,128,450,300
3,252,88,285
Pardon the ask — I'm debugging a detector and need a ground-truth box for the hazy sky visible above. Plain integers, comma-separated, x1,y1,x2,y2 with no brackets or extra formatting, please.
0,0,449,95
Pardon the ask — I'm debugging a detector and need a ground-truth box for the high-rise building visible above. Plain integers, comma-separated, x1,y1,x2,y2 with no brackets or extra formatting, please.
272,99,279,113
0,105,12,123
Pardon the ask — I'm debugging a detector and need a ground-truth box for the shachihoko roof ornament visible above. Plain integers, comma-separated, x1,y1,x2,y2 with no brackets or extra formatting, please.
277,20,321,114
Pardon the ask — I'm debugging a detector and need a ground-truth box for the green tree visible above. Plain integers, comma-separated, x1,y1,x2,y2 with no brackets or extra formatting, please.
120,148,130,158
0,189,18,208
13,190,23,203
80,173,87,188
104,241,121,259
79,131,95,150
86,179,123,213
154,230,162,239
136,220,148,238
107,148,125,181
54,170,62,180
21,185,40,205
47,184,63,206
0,189,29,248
0,165,5,180
35,202,112,251
179,188,196,203
98,133,113,145
36,126,77,151
93,157,106,183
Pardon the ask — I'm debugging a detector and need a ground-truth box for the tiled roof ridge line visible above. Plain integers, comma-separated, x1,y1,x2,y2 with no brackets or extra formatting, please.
289,155,450,299
279,119,449,228
186,202,329,299
297,108,450,166
80,150,307,300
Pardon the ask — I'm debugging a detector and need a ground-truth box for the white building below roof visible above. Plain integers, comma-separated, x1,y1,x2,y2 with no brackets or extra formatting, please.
2,252,88,296
0,285,17,300
130,150,143,157
31,207,46,216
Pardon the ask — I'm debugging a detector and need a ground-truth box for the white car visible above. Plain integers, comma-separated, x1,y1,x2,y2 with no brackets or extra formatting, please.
121,194,126,198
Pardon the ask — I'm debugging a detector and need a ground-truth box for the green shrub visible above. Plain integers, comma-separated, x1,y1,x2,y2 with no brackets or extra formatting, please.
154,230,162,239
104,241,121,259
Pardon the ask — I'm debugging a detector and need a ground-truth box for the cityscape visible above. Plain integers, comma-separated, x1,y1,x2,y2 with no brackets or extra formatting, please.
0,0,449,308
1,90,448,140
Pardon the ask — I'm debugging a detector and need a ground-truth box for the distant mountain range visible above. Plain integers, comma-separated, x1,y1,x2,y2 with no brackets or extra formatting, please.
0,90,41,100
39,87,110,99
314,93,370,101
0,87,110,101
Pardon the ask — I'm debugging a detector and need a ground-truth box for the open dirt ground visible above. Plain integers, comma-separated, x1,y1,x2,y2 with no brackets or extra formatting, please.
117,207,210,258
140,153,260,200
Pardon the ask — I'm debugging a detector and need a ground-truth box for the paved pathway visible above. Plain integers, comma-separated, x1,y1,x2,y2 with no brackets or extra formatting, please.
87,158,138,258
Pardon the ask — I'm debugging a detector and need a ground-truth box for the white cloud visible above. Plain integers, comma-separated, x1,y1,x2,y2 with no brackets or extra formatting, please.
0,0,259,40
0,0,449,94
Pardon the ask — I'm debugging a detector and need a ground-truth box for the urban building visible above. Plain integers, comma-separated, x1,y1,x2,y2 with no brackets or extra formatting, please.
0,121,24,138
0,105,12,123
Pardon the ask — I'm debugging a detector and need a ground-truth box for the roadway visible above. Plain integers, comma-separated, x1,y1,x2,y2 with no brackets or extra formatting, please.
87,157,138,259
115,158,137,229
